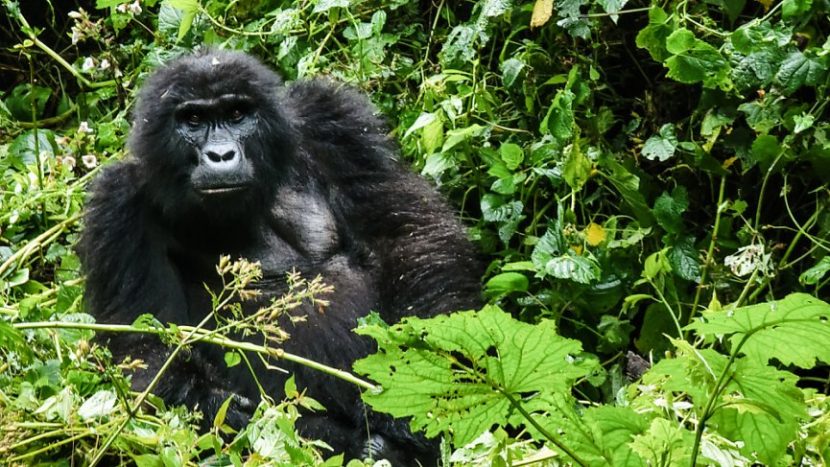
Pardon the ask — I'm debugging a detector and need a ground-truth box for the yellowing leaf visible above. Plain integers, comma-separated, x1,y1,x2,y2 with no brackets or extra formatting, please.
584,222,606,246
531,0,554,29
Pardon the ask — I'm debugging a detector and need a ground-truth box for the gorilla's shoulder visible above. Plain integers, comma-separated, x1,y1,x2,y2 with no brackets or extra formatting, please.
284,80,394,155
86,161,142,201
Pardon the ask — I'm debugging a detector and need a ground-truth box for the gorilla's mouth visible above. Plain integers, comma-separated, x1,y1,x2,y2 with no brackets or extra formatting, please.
198,185,249,196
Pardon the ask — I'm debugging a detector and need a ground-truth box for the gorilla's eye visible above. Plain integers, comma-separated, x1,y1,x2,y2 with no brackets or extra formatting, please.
186,113,202,127
229,108,245,123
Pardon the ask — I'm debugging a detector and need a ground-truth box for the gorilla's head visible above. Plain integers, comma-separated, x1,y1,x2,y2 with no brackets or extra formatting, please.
129,49,298,228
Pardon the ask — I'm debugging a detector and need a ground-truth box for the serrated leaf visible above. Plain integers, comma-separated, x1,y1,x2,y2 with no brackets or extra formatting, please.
642,124,677,161
354,305,595,445
542,89,575,142
652,186,688,234
668,236,700,281
687,293,830,368
800,257,830,285
774,51,827,95
635,7,673,62
312,0,349,13
500,58,525,87
664,29,731,89
78,390,117,420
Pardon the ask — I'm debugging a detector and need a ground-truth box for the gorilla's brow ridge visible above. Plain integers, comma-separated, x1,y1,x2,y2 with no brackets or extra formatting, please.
175,93,255,113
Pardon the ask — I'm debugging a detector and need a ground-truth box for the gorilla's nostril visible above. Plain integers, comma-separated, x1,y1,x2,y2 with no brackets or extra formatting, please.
205,150,235,163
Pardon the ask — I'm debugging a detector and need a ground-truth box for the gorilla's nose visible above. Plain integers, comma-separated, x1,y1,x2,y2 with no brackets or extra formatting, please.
202,141,239,168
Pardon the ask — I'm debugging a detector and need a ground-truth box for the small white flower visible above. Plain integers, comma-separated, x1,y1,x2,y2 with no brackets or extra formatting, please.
99,59,110,70
81,57,95,73
71,27,81,44
78,121,94,134
61,155,77,170
68,10,82,19
128,0,142,14
82,154,98,168
116,3,127,13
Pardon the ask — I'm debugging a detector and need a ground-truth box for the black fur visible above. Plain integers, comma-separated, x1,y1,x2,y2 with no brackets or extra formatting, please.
78,49,481,465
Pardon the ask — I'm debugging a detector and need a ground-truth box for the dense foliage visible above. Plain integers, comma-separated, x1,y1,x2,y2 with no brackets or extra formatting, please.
1,0,829,465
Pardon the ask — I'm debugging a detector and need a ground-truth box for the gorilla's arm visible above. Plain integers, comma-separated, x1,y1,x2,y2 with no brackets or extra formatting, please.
286,80,482,319
285,81,481,462
78,163,251,425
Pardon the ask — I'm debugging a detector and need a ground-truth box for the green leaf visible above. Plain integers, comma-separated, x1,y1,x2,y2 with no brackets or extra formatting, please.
442,124,485,153
710,358,806,464
499,143,524,170
161,0,199,41
642,124,677,161
596,0,628,23
562,141,591,190
224,351,241,368
652,186,688,234
313,0,349,13
664,29,731,89
635,7,673,62
630,418,694,466
484,272,529,297
78,390,117,421
500,58,525,88
667,236,700,282
544,252,600,284
541,89,575,142
781,0,813,21
354,305,596,445
800,257,830,285
774,51,827,95
687,293,830,368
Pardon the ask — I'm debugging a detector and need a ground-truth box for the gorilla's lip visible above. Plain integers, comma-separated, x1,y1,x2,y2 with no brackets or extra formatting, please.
197,185,249,196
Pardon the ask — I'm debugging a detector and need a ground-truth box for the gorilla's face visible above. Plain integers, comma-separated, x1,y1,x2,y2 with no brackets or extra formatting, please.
129,50,297,226
174,93,257,197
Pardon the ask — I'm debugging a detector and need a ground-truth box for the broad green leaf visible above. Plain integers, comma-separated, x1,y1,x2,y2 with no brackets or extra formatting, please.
404,113,437,139
354,305,596,445
664,29,731,89
484,272,529,297
687,293,830,368
224,351,241,367
167,0,199,40
635,7,673,62
562,141,591,190
313,0,349,13
500,58,525,88
800,257,830,285
781,0,813,21
599,159,655,225
442,124,485,153
596,0,628,23
774,51,827,95
642,124,677,161
667,236,700,282
78,390,117,421
709,358,805,464
498,143,524,170
544,253,600,284
541,89,575,142
652,186,688,234
630,418,694,466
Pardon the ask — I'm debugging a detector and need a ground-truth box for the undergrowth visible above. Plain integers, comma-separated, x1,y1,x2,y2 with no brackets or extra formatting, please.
1,0,829,465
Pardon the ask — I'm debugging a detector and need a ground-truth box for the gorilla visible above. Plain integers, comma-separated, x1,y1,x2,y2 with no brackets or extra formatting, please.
77,49,481,465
